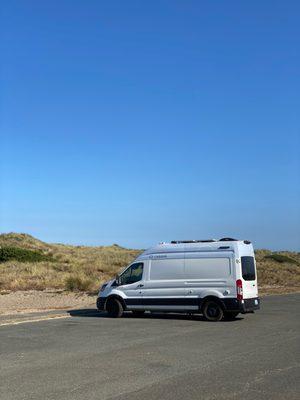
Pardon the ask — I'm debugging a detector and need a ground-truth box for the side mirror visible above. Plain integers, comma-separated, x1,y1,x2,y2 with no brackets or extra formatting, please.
115,274,120,286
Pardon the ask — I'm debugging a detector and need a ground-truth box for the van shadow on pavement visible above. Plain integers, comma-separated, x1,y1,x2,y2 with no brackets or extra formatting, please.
67,309,243,322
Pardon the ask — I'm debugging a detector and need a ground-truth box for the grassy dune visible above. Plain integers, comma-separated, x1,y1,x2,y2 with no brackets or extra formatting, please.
0,233,140,293
0,233,299,294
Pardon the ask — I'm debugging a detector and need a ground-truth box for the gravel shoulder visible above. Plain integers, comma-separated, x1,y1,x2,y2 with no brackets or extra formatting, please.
0,290,96,315
1,286,300,316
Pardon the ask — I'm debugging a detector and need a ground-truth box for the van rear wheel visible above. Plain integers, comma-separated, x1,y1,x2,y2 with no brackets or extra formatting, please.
202,300,224,322
106,298,123,318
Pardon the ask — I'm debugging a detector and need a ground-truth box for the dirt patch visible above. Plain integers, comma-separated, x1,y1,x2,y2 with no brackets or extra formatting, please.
259,286,300,296
0,290,96,315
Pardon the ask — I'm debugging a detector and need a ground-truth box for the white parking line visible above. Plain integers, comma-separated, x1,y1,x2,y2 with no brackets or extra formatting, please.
0,314,71,327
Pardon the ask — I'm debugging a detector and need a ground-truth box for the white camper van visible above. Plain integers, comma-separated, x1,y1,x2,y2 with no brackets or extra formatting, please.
96,238,260,321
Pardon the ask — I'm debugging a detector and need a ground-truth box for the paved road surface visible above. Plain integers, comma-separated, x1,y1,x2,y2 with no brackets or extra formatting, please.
0,294,299,400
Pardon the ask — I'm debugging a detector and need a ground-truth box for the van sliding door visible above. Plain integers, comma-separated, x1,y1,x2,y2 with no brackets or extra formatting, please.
141,253,189,310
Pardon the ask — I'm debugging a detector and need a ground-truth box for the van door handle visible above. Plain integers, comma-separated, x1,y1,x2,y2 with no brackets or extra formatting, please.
137,284,144,288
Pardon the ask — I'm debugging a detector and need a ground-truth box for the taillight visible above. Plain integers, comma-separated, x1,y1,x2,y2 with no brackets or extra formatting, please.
236,279,243,300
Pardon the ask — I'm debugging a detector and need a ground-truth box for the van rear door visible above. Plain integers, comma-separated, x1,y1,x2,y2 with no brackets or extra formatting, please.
241,256,258,299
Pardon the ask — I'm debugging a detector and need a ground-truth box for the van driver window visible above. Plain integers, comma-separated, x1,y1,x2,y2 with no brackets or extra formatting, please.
120,263,143,285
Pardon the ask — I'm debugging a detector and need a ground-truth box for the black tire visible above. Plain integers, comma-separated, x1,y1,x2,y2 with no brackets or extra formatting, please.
106,298,123,318
132,310,145,317
202,300,224,322
224,311,239,320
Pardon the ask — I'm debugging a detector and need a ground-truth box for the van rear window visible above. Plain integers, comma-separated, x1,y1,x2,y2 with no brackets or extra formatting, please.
241,256,256,281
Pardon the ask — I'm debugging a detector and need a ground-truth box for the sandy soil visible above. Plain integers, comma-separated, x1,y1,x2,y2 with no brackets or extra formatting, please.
0,290,96,315
258,285,300,296
0,286,299,316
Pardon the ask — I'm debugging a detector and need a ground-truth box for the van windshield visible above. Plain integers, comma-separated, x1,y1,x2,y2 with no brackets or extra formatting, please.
241,256,256,281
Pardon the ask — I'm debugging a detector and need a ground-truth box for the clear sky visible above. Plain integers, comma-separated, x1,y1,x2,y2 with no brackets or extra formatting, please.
1,1,300,250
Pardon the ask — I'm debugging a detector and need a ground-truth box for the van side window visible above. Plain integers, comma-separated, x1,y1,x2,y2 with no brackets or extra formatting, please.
241,256,256,281
120,263,143,285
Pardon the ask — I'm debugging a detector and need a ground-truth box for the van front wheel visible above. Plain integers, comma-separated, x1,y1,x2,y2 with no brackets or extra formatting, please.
202,300,224,322
106,298,123,318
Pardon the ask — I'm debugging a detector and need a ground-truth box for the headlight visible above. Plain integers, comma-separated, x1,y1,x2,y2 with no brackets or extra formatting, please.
100,283,108,292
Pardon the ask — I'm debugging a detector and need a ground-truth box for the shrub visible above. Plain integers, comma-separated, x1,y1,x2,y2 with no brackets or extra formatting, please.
65,276,94,292
0,246,53,263
264,254,299,265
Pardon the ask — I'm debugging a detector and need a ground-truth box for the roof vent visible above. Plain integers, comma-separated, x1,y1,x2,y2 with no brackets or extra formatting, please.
219,237,238,242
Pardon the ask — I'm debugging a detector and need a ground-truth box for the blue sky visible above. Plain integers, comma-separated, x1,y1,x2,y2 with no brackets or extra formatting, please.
1,1,299,250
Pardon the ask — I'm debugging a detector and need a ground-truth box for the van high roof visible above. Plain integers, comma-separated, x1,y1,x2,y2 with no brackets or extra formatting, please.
141,238,252,256
170,238,244,244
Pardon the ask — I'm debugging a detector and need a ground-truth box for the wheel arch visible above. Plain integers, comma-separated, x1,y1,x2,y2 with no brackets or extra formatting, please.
200,295,225,313
105,295,126,311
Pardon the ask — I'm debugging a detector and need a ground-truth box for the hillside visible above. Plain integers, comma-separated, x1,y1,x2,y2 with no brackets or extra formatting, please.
0,233,299,294
0,233,141,292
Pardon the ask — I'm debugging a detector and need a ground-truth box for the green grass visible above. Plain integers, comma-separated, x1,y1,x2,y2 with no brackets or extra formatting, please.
0,246,53,263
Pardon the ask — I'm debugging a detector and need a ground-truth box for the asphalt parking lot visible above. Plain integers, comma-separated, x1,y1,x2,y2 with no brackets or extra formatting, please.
0,293,299,400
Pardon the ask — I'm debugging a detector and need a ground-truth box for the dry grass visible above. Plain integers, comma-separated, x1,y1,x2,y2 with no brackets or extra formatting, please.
0,233,299,294
0,233,140,293
255,249,300,294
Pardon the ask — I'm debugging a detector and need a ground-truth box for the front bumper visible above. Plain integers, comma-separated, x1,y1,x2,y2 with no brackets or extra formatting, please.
96,297,106,311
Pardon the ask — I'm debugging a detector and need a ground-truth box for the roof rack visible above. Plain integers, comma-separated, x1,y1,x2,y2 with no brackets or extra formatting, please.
170,239,216,244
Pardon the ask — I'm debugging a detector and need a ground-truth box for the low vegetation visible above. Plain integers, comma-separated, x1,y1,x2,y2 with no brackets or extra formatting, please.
0,233,140,292
0,246,53,263
264,253,298,264
0,233,299,294
255,249,300,293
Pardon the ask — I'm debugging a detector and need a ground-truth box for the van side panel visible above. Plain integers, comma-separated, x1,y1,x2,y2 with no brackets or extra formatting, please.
185,257,231,279
141,254,190,310
184,252,236,307
150,258,184,280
